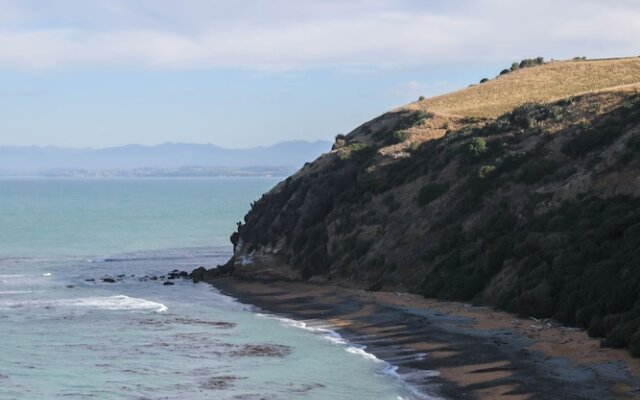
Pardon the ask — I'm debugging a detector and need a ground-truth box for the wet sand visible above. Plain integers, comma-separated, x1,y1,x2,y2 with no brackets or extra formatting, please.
209,276,640,400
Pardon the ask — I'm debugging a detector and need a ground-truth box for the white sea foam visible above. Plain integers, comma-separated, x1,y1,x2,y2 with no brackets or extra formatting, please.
346,345,383,362
257,314,382,362
62,295,168,313
258,313,442,400
0,290,34,295
0,290,33,296
0,295,168,313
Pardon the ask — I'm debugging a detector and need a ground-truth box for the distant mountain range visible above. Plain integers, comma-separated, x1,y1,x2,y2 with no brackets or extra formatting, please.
0,141,332,173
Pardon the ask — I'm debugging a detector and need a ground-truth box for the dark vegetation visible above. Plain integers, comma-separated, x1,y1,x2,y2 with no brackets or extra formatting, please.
499,57,545,77
232,91,640,355
417,183,449,206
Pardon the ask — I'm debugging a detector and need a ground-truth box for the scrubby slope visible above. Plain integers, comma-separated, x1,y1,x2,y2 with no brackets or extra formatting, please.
211,58,640,355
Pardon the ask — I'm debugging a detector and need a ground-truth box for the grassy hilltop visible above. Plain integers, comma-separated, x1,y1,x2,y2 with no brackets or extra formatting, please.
419,56,640,119
210,57,640,356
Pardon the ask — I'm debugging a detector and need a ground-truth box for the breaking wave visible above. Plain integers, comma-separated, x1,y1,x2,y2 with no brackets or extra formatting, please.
0,295,168,313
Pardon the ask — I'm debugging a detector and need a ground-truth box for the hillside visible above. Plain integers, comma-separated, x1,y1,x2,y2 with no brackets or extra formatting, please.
203,58,640,356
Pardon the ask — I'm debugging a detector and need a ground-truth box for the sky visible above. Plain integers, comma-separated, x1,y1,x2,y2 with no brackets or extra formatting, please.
0,0,639,149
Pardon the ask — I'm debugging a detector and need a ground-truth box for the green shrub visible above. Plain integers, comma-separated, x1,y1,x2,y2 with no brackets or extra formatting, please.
466,137,488,158
502,58,544,76
417,183,449,206
519,57,545,68
346,141,367,151
337,141,373,160
505,103,560,129
478,165,496,179
418,96,426,101
480,78,489,84
392,130,410,143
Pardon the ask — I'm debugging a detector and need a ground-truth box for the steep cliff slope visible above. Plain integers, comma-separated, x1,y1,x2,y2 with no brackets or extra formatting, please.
213,58,640,354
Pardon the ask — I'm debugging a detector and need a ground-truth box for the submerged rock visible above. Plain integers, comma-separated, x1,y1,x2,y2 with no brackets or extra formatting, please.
228,344,292,358
199,375,240,390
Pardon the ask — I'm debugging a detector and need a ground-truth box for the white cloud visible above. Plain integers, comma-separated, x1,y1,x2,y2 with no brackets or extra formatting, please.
0,0,639,71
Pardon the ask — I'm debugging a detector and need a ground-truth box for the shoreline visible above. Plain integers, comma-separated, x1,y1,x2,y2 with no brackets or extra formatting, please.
209,276,640,400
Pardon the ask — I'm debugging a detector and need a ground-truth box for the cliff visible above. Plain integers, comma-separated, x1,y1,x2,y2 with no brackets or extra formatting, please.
206,57,640,355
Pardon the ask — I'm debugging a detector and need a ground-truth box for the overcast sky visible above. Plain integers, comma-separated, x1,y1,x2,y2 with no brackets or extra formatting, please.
1,0,639,148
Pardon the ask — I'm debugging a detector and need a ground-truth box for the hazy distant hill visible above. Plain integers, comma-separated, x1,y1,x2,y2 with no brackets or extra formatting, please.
0,141,331,171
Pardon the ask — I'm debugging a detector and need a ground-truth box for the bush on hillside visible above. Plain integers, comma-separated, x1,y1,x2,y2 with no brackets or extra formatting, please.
333,134,347,150
466,137,488,158
392,130,410,144
501,57,545,76
504,102,562,129
518,158,558,184
562,122,625,158
478,164,496,179
417,183,449,206
519,57,545,68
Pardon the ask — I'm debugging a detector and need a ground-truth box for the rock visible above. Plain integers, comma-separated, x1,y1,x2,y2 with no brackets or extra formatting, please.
163,281,175,286
191,266,208,283
102,278,116,283
191,260,235,283
200,376,239,390
168,270,185,279
84,278,95,282
228,344,292,358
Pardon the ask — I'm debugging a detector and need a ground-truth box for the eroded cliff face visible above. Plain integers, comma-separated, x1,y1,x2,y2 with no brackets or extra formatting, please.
216,89,640,354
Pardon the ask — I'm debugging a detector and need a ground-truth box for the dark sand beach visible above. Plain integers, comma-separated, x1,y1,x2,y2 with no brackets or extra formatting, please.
210,276,640,400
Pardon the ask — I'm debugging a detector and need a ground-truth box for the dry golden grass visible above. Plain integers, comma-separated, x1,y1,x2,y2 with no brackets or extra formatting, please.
409,57,640,119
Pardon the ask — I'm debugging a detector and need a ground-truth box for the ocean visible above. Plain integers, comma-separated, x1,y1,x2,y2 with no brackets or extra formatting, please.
0,177,425,400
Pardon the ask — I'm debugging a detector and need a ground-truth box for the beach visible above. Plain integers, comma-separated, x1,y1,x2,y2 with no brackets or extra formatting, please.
211,276,640,399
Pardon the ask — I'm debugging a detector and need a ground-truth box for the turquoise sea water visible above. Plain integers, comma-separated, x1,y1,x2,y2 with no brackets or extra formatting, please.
0,178,429,400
